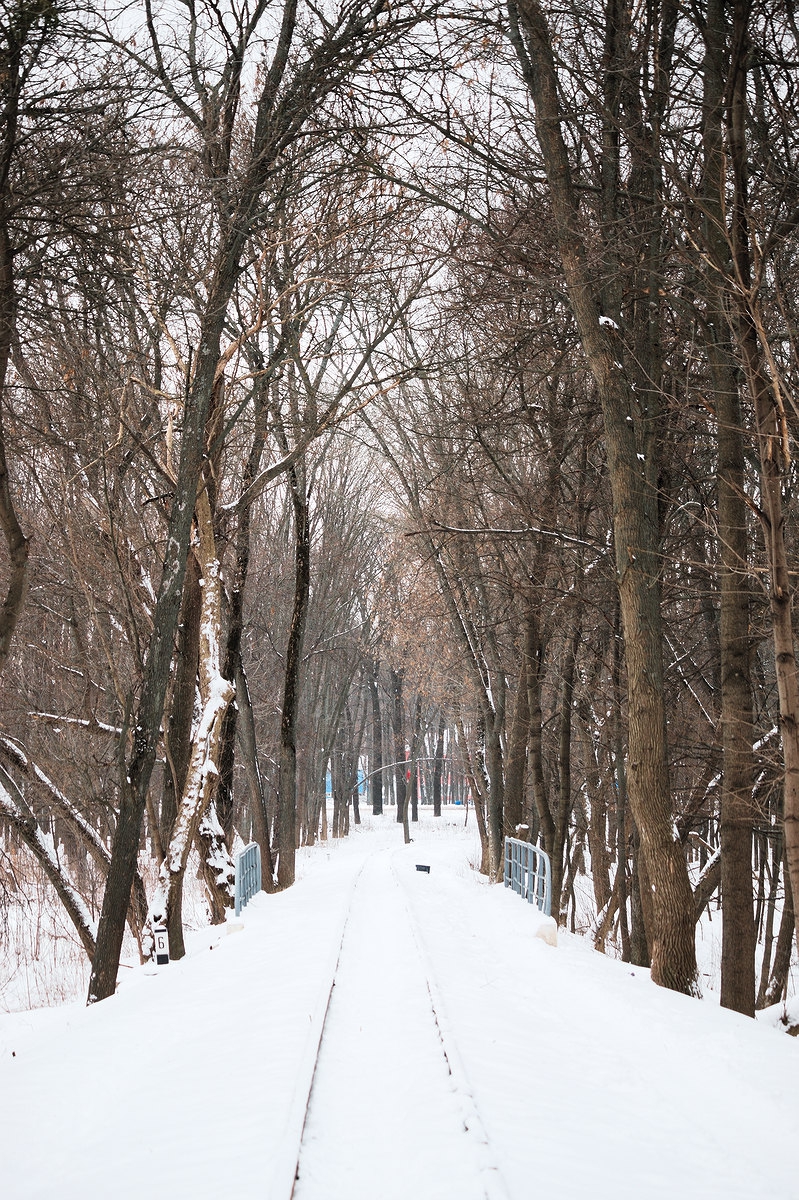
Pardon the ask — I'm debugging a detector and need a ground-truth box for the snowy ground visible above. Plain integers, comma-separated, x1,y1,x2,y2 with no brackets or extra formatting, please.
1,813,797,1200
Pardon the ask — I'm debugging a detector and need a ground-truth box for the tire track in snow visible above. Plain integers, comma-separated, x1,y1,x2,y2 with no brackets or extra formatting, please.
268,856,368,1200
390,853,512,1200
286,849,509,1200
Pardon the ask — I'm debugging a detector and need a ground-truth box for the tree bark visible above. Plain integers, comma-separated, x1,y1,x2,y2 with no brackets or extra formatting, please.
504,645,530,838
150,488,235,960
160,554,202,852
215,383,269,842
432,711,445,818
401,694,425,844
698,0,756,1017
761,850,795,1009
368,660,384,815
277,457,310,889
0,4,38,680
526,613,554,852
235,660,276,891
612,610,632,963
391,667,405,822
552,621,579,921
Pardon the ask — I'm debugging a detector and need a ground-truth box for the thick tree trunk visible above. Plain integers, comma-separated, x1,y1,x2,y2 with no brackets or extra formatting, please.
150,489,235,960
713,340,756,1015
197,802,237,924
509,0,697,992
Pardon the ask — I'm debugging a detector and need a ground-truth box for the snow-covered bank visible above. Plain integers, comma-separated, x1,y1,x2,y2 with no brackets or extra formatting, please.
1,815,797,1200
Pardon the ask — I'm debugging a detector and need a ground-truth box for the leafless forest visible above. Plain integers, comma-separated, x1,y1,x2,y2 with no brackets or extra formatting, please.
0,0,797,1019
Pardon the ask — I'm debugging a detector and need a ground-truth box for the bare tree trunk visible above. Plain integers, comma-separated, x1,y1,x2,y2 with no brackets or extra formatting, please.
525,614,553,853
160,554,202,853
368,660,384,815
197,802,236,923
580,709,612,920
401,695,425,845
714,333,756,1016
0,7,35,681
456,712,489,873
761,849,795,1009
432,711,445,818
391,667,406,823
756,832,782,1007
504,647,530,838
233,661,276,891
700,0,756,1017
150,489,235,960
216,383,269,843
277,459,310,888
552,622,579,921
612,611,632,963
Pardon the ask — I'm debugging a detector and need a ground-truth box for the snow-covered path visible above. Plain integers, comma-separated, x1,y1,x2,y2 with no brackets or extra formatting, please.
1,814,798,1200
293,850,489,1200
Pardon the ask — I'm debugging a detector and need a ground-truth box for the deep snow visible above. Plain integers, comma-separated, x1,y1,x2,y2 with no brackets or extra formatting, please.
1,814,797,1200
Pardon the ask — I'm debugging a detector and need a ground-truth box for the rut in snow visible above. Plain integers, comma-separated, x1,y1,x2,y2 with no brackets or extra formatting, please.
290,850,508,1200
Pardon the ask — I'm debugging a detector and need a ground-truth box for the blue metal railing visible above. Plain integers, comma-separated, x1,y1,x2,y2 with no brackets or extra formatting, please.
234,842,262,916
503,837,552,916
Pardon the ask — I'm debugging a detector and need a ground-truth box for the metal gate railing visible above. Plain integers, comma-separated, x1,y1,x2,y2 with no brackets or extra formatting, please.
234,842,262,916
503,837,552,917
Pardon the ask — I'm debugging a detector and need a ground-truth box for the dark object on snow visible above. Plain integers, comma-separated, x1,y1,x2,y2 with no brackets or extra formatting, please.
415,864,431,873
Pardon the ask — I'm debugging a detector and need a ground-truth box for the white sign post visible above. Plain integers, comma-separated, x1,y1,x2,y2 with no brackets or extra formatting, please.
154,926,169,966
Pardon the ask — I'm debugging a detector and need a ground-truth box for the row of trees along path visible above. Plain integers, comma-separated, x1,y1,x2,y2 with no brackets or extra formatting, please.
0,0,797,1019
